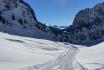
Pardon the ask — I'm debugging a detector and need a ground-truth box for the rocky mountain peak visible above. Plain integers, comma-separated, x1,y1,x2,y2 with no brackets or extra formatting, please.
58,2,104,45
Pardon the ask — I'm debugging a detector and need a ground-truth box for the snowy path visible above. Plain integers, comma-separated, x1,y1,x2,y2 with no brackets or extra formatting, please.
20,46,82,70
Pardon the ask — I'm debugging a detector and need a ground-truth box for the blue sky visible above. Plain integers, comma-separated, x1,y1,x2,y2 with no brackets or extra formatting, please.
25,0,104,26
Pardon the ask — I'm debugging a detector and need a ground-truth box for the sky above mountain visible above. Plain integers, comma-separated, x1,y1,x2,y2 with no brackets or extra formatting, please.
25,0,104,26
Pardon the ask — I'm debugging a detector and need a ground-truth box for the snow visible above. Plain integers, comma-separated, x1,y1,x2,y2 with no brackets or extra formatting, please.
76,42,104,70
0,32,65,70
0,32,104,70
0,32,78,70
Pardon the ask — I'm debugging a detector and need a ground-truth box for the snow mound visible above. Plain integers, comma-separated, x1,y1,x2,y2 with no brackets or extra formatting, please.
77,42,104,70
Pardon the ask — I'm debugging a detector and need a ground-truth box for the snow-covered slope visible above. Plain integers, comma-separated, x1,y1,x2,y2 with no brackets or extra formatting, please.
76,42,104,70
0,31,104,70
0,32,78,70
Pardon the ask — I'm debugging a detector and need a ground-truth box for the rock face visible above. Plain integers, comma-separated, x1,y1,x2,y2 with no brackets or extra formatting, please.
0,0,54,40
60,2,104,45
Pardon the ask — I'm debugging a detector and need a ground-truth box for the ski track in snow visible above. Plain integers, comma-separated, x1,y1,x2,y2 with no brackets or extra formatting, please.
20,46,86,70
0,32,93,70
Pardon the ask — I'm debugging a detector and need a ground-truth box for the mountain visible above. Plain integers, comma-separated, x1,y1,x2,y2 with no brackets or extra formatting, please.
1,0,104,46
0,1,104,70
59,2,104,45
0,0,55,40
52,25,68,29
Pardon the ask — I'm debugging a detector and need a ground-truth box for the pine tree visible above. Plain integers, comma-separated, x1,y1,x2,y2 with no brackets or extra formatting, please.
12,14,15,20
2,17,5,24
0,15,2,21
24,19,27,24
18,19,23,25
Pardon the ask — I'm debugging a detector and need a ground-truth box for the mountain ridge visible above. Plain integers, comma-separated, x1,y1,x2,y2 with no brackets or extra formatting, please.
0,0,56,40
58,2,104,45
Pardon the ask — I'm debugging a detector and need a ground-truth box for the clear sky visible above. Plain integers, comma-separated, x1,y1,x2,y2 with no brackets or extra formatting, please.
25,0,104,26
